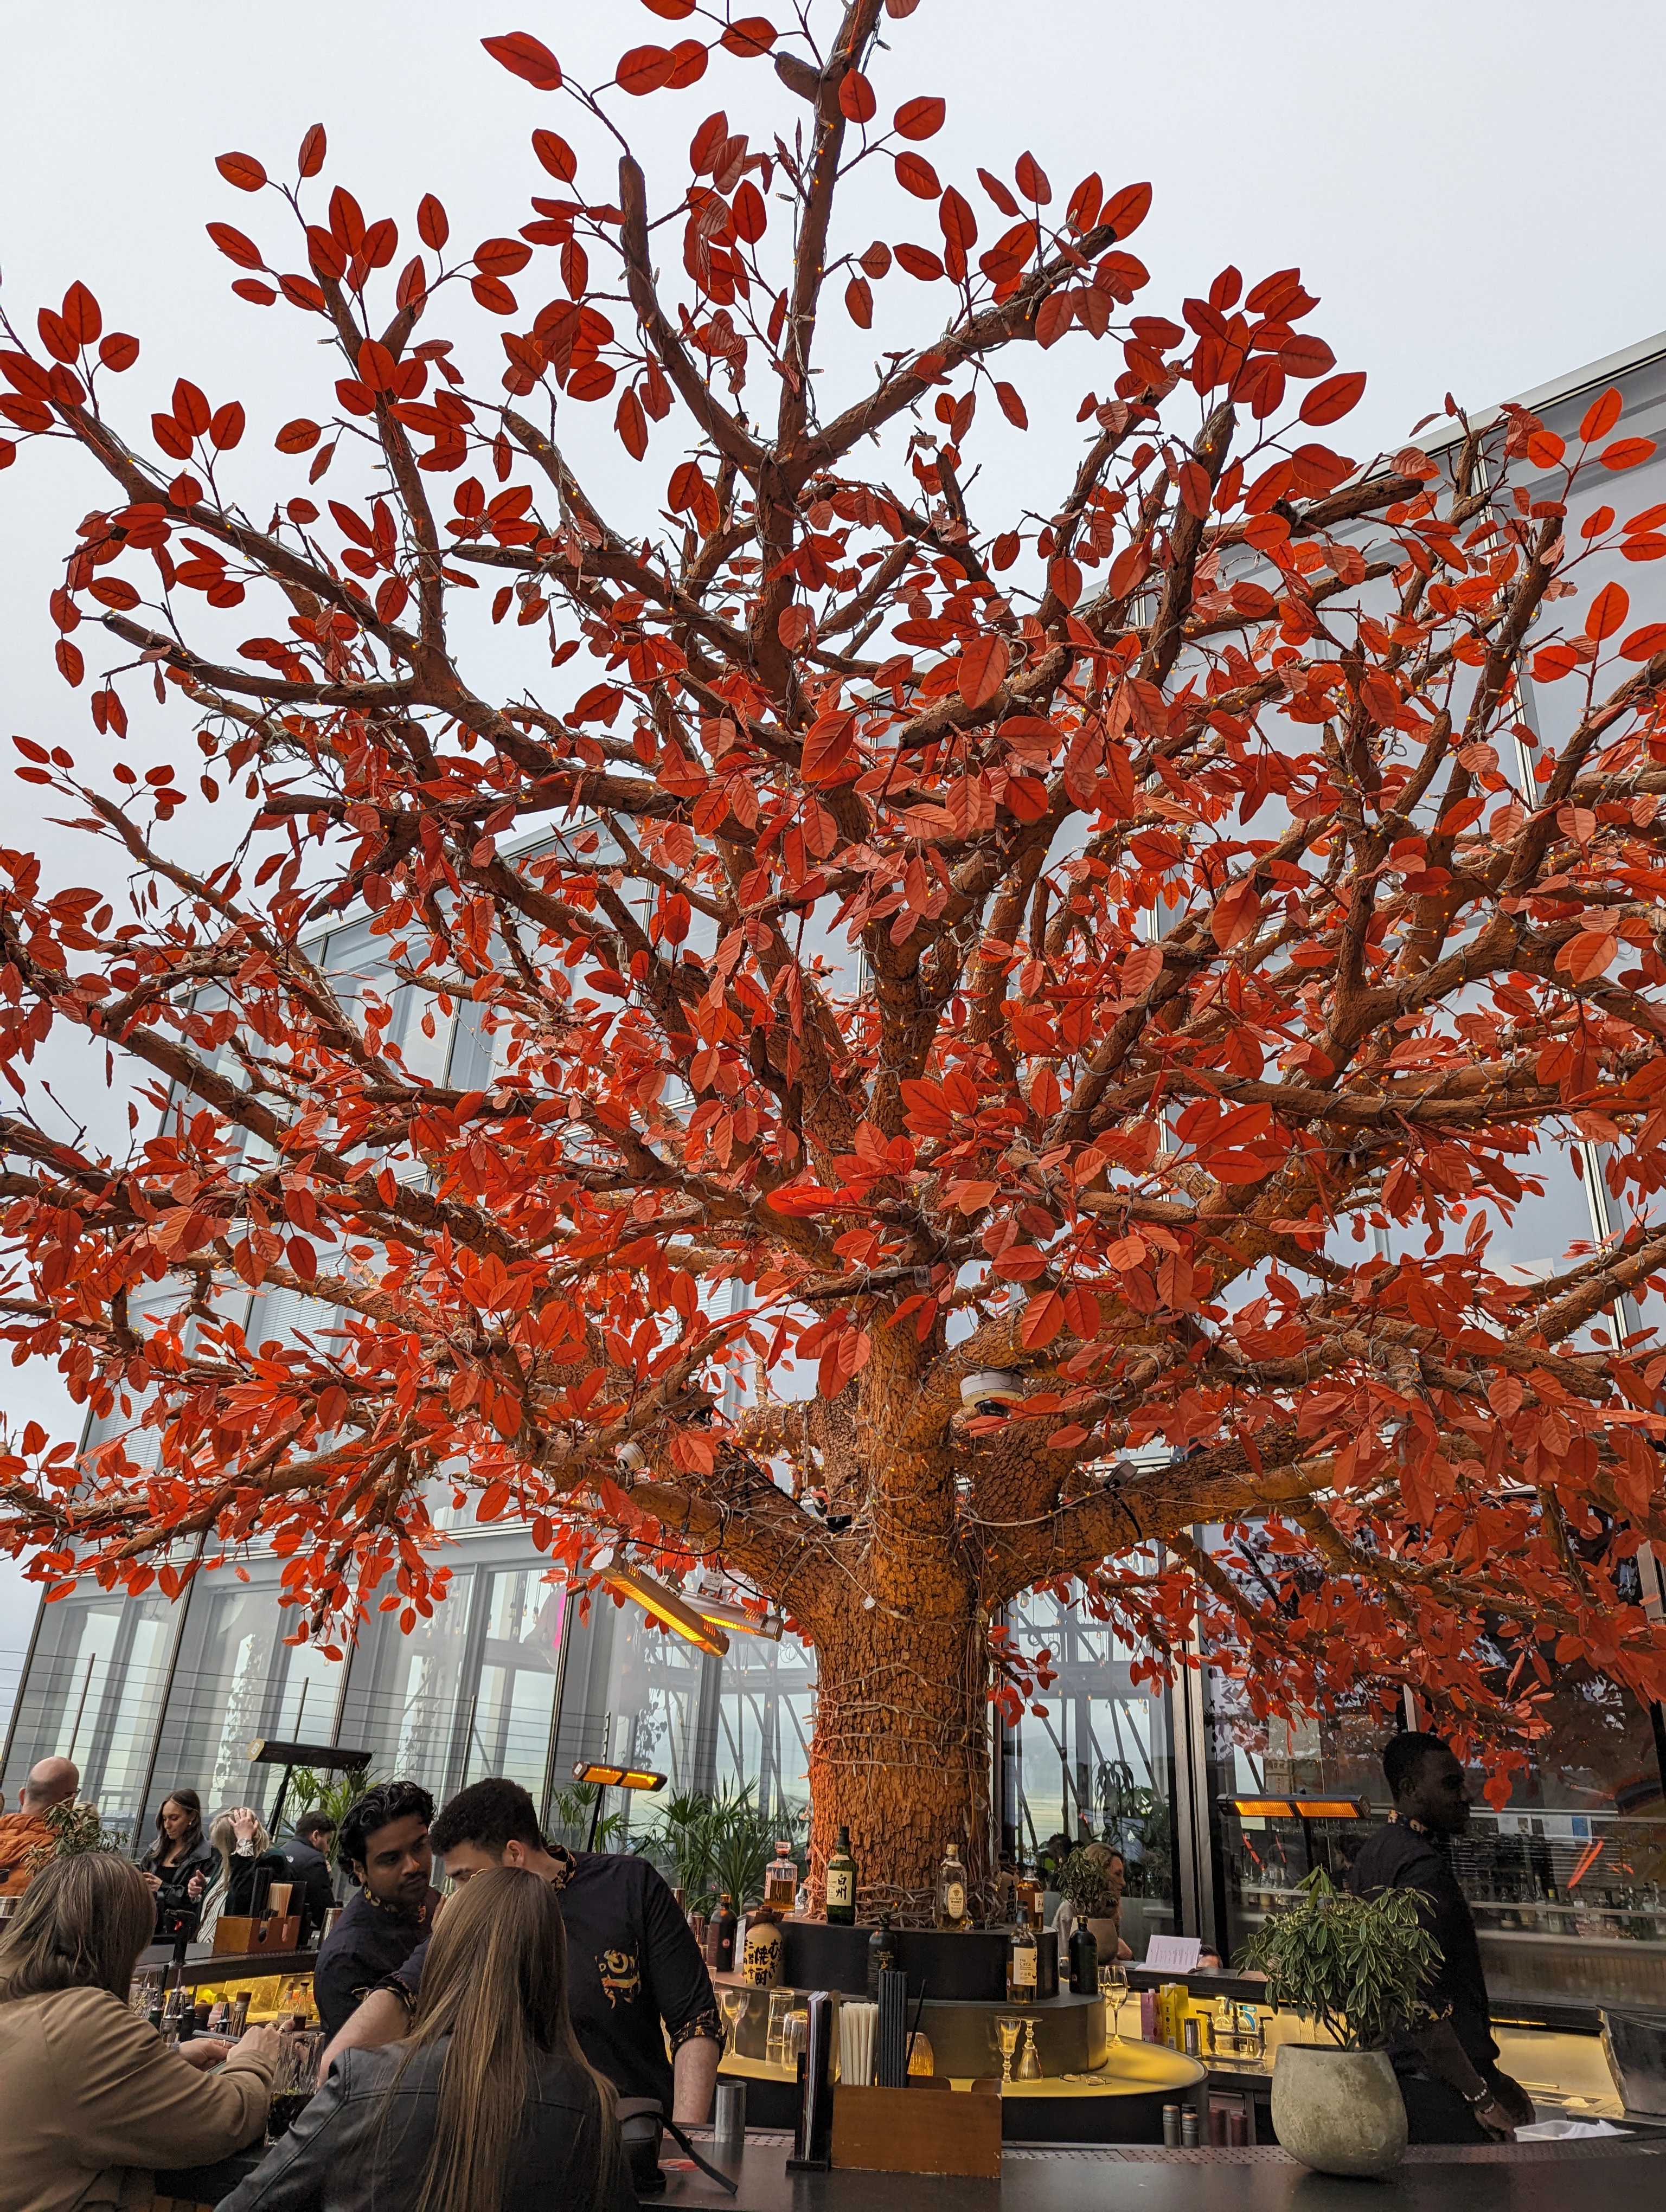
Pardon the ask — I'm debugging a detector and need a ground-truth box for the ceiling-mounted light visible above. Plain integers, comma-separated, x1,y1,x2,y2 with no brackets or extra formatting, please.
604,1561,731,1656
616,1441,647,1472
960,1368,1024,1418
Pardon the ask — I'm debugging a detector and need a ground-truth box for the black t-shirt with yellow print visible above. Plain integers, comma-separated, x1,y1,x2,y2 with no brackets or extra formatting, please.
385,1847,719,2109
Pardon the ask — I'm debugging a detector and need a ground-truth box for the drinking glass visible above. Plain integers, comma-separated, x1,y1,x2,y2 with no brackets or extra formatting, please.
1099,1961,1129,2042
267,2028,324,2141
765,1989,796,2068
995,2015,1022,2089
719,1985,748,2053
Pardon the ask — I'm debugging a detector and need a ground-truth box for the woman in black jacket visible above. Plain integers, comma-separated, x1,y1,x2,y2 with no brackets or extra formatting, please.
139,1790,215,1926
216,1867,632,2212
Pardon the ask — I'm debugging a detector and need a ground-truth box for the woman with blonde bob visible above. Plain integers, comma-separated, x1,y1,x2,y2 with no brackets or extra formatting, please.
219,1865,632,2212
0,1852,277,2212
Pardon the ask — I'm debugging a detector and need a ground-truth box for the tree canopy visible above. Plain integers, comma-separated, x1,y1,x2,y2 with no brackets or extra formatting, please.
2,0,1665,1866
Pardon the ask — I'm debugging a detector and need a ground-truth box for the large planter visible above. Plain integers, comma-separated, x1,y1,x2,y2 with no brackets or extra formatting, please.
1271,2043,1406,2178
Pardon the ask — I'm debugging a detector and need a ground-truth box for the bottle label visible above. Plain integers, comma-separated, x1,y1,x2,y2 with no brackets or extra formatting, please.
828,1869,855,1907
1011,1947,1037,1987
944,1880,965,1921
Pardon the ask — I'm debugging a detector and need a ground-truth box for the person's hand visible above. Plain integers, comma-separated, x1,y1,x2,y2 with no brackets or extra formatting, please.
235,2023,282,2069
1490,2070,1535,2129
231,1806,260,1845
142,1871,162,1894
1471,2094,1516,2143
187,1871,204,1901
176,2037,235,2070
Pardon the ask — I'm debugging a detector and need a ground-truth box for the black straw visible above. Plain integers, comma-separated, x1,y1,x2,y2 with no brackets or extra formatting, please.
904,1980,928,2079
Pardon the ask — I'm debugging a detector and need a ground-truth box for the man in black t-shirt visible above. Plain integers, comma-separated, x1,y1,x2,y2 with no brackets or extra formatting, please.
1347,1733,1534,2144
312,1780,443,2043
317,1776,721,2119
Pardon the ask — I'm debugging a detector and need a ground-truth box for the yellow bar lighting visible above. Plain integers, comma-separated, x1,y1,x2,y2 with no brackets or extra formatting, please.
1221,1795,1368,1821
572,1761,666,1792
1293,1799,1368,1821
1225,1797,1298,1819
604,1562,731,1657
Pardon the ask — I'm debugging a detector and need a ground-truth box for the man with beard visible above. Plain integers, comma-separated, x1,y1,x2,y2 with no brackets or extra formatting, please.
312,1781,441,2043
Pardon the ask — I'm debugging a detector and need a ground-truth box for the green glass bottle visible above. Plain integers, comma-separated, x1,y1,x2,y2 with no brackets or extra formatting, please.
826,1824,857,1925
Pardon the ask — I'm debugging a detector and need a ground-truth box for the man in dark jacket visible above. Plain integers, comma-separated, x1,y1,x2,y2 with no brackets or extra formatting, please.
224,1806,338,1931
1347,1732,1534,2143
317,1776,722,2120
312,1781,442,2042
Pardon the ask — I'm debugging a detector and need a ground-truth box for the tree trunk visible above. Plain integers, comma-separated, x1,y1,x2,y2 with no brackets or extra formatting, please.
804,1578,993,1921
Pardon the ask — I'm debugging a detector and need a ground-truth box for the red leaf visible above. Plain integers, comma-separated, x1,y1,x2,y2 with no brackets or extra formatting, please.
732,179,767,242
297,124,327,178
640,0,695,13
958,634,1008,709
1278,332,1335,380
938,186,977,252
209,401,245,451
36,311,77,365
99,333,140,372
617,44,672,94
532,130,578,181
664,39,707,88
802,710,857,783
721,17,777,56
838,69,876,123
1299,371,1366,426
418,194,450,250
275,417,321,453
567,359,616,401
207,222,264,271
1034,291,1074,348
55,639,85,687
1015,151,1052,205
476,236,532,276
1210,876,1262,950
894,95,945,139
894,243,943,281
1099,181,1152,239
1020,1290,1065,1348
232,280,277,306
1580,385,1623,444
1600,437,1657,472
995,381,1027,429
894,152,940,199
216,152,267,192
61,283,102,344
1525,429,1565,468
1620,623,1666,661
1048,555,1082,607
471,272,518,314
844,275,873,328
482,30,562,90
1585,580,1629,641
615,384,648,459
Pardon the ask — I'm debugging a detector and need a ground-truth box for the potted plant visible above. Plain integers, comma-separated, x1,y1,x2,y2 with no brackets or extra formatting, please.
1055,1844,1123,1960
1239,1867,1438,2177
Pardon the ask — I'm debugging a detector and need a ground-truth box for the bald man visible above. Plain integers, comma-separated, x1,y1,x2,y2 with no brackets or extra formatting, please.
0,1758,80,1896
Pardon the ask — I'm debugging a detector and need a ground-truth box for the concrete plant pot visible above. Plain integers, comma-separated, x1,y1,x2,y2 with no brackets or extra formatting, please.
1271,2043,1407,2178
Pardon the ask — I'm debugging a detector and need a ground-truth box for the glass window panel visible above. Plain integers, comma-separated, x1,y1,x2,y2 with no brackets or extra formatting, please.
1,1591,176,1844
457,1571,562,1797
1007,1588,1178,1949
715,1630,816,1822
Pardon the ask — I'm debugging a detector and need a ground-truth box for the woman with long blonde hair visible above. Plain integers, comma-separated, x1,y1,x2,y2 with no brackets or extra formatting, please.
0,1853,277,2212
219,1865,631,2212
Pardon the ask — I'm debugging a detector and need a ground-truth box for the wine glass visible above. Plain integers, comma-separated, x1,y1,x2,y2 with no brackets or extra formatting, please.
719,1985,748,2053
995,2015,1022,2089
1099,1960,1129,2043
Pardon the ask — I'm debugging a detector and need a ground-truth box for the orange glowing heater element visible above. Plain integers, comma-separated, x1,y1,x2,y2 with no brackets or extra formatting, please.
603,1562,731,1657
571,1761,666,1793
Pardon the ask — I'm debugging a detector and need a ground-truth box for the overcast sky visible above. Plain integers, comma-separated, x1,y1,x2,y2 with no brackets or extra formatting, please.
2,0,1663,1711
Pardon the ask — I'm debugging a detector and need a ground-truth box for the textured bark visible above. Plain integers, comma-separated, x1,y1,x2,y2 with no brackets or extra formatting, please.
803,1567,991,1918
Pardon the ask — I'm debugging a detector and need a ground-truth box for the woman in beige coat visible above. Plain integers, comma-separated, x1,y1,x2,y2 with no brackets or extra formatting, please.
0,1851,277,2212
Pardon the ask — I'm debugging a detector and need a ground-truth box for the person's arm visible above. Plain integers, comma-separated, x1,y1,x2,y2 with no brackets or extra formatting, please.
59,1994,277,2171
672,2032,721,2124
319,1986,410,2078
636,1864,722,2123
214,2056,355,2212
1408,2018,1515,2139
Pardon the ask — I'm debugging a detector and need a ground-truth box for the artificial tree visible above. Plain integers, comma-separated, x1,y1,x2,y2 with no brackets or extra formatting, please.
2,0,1665,1913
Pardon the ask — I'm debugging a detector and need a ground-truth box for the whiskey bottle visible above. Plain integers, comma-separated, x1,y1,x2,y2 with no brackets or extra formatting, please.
1007,1904,1038,2004
826,1825,857,1925
706,1892,738,1973
764,1840,799,1913
936,1840,970,1931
